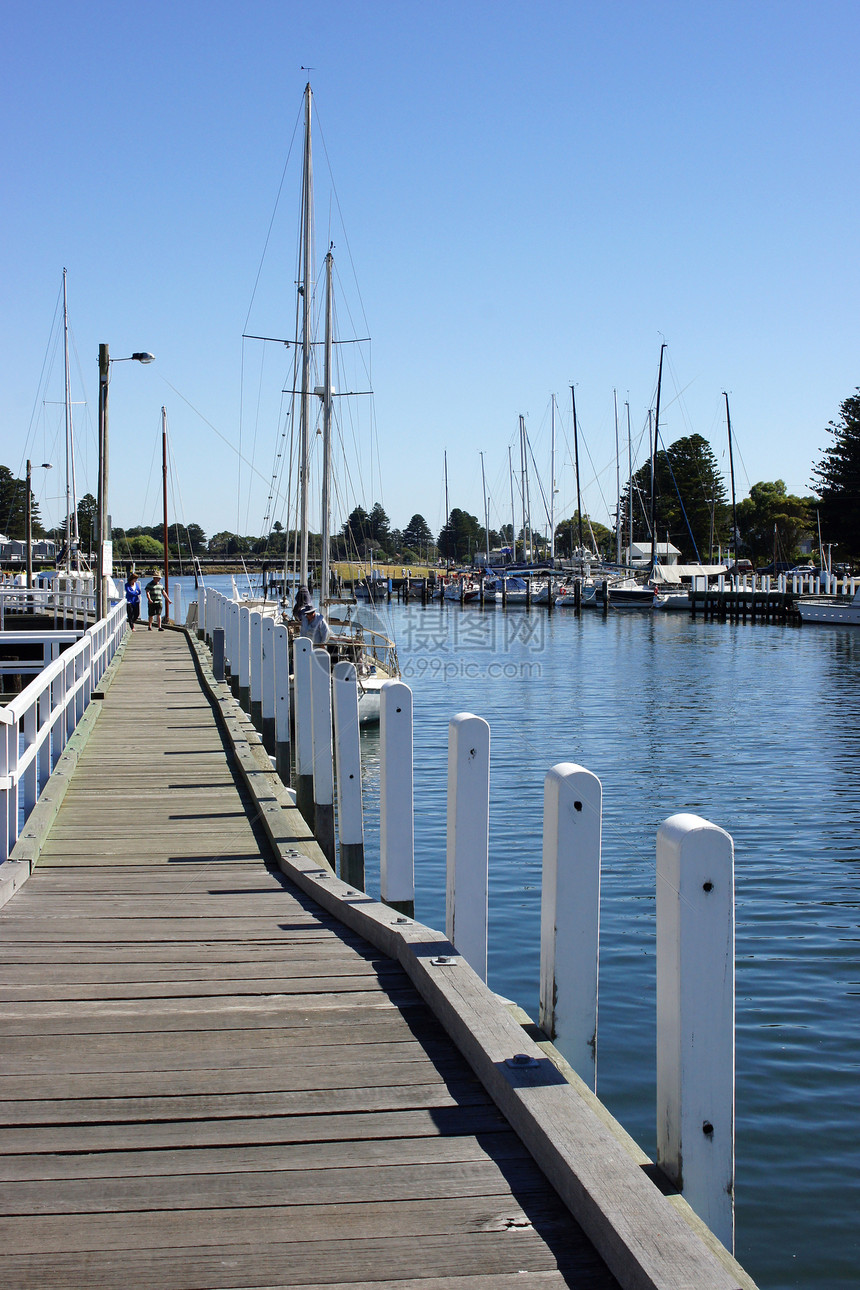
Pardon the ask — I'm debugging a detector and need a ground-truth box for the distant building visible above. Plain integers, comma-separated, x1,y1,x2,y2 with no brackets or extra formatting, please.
623,540,681,567
0,537,57,562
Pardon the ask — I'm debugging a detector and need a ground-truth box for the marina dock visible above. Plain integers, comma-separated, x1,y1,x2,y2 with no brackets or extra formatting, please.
0,626,754,1290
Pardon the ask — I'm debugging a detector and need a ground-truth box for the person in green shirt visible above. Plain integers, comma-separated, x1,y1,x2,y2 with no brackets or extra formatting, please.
145,573,171,631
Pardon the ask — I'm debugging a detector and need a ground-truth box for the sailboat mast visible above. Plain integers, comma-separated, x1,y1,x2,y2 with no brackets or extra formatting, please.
444,449,450,571
625,399,632,567
524,426,533,563
320,249,333,605
650,344,666,574
518,416,527,563
570,386,583,557
62,269,73,572
614,389,621,565
162,407,170,612
299,82,314,591
724,391,738,568
508,445,516,562
479,450,490,564
550,394,556,562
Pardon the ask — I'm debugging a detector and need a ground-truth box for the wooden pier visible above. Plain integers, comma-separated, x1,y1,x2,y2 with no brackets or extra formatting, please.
690,588,796,624
0,628,753,1290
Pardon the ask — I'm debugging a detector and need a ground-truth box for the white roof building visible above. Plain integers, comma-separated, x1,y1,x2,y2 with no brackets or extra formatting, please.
623,541,681,566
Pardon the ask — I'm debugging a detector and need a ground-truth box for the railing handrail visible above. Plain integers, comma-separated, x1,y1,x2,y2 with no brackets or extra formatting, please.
4,611,111,722
1,601,127,855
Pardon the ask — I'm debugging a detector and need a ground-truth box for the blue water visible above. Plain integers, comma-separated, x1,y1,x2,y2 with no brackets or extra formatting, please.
175,577,860,1290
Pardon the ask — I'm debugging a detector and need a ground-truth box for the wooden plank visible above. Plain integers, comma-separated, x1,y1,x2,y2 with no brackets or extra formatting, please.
0,1031,464,1077
0,1078,489,1130
0,1105,512,1155
0,969,408,994
0,1157,552,1215
0,1131,529,1183
0,993,429,1035
0,1194,575,1253
0,1231,609,1290
0,1070,487,1117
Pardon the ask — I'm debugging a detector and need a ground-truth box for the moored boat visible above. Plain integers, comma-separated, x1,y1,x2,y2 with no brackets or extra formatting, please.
797,588,860,625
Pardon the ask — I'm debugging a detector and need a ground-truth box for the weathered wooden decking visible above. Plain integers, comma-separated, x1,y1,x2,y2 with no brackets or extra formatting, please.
0,628,620,1289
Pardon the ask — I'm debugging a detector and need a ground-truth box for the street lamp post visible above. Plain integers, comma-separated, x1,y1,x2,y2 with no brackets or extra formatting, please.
97,344,154,618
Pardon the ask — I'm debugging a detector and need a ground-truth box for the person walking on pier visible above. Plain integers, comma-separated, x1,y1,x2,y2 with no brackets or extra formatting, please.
124,572,141,630
145,573,171,632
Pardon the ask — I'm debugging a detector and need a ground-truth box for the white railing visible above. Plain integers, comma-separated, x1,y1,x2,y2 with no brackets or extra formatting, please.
198,589,736,1251
0,631,84,678
715,572,858,597
0,585,96,630
0,600,127,861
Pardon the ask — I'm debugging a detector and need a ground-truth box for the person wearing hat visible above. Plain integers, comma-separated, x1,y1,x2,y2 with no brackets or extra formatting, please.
299,602,330,647
144,572,171,631
292,584,313,620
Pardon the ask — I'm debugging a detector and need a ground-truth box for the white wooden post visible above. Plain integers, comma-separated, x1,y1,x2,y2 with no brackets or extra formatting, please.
228,601,240,694
446,712,490,980
273,624,291,786
310,646,335,866
380,680,414,915
198,586,207,640
51,663,67,770
261,616,276,753
539,763,602,1088
657,813,735,1252
293,637,314,825
0,714,17,861
332,660,364,888
238,605,251,712
249,611,263,729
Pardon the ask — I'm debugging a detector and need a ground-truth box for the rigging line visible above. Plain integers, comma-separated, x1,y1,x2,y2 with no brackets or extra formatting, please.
155,374,291,505
579,434,613,528
136,412,162,532
331,258,374,390
314,112,371,337
660,443,701,562
264,280,304,534
22,280,65,468
242,340,269,536
242,101,303,334
525,433,552,528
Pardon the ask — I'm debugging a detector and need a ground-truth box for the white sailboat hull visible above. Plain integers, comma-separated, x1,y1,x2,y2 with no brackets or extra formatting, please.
797,593,860,625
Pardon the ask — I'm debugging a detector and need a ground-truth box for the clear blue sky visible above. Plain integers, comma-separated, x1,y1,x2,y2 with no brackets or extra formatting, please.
3,1,858,547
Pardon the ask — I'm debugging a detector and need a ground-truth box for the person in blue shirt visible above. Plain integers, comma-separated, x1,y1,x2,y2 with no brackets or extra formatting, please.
124,572,142,630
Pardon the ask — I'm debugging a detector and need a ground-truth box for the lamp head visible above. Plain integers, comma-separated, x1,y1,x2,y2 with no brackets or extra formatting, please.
131,352,155,364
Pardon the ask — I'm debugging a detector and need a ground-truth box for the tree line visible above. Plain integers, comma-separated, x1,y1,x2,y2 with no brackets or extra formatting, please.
4,390,860,566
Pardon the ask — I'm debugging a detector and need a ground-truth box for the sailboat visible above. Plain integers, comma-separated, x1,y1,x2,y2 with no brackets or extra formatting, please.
31,271,102,609
245,84,399,723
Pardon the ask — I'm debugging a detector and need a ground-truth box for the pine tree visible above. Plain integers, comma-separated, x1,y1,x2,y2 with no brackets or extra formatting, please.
812,391,860,560
0,465,44,539
619,435,729,561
